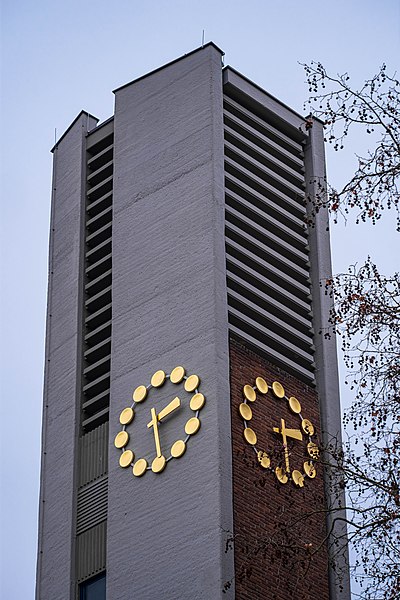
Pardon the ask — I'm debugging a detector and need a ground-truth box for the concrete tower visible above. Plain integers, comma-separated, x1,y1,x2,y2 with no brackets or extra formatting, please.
36,44,350,600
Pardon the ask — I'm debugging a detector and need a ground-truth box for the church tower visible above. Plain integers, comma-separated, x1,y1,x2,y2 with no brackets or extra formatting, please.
36,43,349,599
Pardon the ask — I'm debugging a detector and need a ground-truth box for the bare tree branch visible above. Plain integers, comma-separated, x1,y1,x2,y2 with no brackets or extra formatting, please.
302,62,400,599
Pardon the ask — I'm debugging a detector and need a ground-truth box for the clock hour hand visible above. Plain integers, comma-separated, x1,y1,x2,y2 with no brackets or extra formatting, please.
147,396,181,428
273,426,303,442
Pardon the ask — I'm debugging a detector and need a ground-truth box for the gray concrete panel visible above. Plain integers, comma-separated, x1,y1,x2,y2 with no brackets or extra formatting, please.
305,119,351,600
111,168,224,321
36,113,98,600
108,45,234,599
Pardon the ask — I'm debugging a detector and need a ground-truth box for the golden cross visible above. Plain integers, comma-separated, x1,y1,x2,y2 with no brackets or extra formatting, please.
273,418,303,473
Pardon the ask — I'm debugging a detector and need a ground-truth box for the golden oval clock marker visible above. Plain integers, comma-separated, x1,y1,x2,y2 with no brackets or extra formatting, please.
255,377,268,394
257,451,270,469
119,450,134,468
151,370,166,388
170,366,185,384
307,442,320,459
302,419,315,435
151,455,166,473
132,458,148,477
184,374,200,392
114,431,129,449
272,381,285,398
292,470,305,487
288,396,301,414
243,427,257,445
304,461,317,478
275,466,289,484
133,385,147,403
171,440,186,458
119,407,134,425
185,417,200,435
239,402,252,421
190,393,205,411
243,384,256,402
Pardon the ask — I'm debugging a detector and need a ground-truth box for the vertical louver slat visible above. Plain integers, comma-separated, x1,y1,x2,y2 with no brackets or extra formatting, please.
223,90,315,383
78,422,109,487
76,521,107,583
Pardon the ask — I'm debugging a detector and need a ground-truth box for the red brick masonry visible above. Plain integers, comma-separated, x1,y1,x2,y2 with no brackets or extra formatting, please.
229,336,330,600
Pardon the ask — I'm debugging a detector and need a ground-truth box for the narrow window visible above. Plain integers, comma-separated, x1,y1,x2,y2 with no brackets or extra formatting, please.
79,572,106,600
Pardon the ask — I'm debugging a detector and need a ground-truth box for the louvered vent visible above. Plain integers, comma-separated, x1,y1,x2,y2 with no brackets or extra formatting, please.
82,123,114,432
76,521,107,583
75,122,113,590
78,421,109,487
223,91,315,383
76,476,108,535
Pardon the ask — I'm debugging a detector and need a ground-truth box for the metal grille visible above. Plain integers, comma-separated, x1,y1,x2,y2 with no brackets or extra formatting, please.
75,121,113,588
76,521,107,583
78,421,109,487
223,91,315,383
82,122,114,431
76,476,108,535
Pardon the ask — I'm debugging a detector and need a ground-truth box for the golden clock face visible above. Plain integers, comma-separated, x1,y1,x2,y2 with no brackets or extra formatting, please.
115,366,205,476
240,377,319,488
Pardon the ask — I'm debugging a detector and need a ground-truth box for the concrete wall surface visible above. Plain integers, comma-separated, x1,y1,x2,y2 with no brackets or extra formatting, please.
305,121,351,600
108,44,235,599
36,112,98,600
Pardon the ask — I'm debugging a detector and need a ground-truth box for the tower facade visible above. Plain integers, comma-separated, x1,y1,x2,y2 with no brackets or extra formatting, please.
36,44,349,599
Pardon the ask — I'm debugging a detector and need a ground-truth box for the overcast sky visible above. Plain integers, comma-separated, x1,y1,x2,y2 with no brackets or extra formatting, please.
1,1,399,598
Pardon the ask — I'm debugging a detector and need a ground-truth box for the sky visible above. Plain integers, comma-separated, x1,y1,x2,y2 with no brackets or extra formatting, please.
1,1,399,598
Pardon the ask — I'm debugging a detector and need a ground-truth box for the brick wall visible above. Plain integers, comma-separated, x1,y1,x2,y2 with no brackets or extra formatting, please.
230,336,330,600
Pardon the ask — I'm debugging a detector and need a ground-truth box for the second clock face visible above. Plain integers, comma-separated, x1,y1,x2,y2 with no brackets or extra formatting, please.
239,376,319,488
115,366,206,476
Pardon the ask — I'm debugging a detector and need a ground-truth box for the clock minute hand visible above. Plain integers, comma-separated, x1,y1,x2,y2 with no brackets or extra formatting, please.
149,407,162,457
